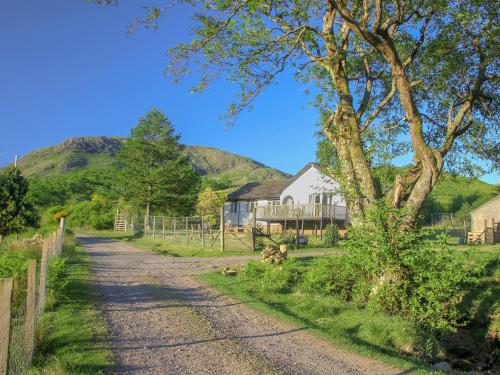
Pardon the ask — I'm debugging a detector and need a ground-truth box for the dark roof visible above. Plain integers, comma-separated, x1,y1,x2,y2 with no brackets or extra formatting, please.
226,162,332,202
227,180,289,201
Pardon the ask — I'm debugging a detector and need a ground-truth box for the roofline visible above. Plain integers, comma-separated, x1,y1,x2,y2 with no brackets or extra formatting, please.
470,194,500,214
226,162,329,202
280,162,324,191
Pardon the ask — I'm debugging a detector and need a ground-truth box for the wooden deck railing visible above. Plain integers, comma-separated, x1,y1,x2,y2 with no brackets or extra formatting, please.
255,203,347,220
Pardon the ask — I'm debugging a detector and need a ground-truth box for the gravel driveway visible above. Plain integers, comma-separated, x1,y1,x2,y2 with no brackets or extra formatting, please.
78,235,401,375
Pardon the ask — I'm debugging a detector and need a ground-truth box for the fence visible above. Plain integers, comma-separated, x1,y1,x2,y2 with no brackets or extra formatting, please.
115,208,334,252
0,221,65,375
428,212,471,244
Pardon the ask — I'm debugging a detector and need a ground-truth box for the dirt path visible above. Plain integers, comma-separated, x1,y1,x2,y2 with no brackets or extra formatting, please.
79,235,401,375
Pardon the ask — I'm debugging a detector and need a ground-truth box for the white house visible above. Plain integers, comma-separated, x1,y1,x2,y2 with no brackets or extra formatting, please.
224,163,347,231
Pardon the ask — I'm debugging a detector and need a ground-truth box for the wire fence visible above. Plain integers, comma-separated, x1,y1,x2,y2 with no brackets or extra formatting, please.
0,223,65,375
116,213,259,252
426,213,471,244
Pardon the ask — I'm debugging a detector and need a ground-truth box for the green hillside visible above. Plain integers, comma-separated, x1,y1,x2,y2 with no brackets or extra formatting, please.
428,173,499,214
13,136,290,186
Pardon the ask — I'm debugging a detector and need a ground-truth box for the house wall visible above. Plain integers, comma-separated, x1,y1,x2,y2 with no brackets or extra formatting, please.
471,196,500,232
224,199,270,226
279,165,345,206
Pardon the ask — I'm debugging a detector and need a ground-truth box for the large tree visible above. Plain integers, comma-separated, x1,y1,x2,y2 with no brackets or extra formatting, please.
0,167,38,237
119,109,200,219
97,0,498,227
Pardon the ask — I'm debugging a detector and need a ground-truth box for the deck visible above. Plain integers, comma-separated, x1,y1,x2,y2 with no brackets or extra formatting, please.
255,203,348,221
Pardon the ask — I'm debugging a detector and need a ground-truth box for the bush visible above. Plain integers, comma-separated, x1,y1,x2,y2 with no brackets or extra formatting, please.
240,259,302,293
274,230,296,245
65,194,115,230
323,224,339,246
313,201,481,332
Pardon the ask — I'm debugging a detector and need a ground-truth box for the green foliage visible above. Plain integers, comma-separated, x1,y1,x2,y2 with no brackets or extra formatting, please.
323,224,339,247
0,167,39,236
119,109,201,216
240,259,302,294
65,194,115,230
46,257,69,306
274,230,296,245
336,202,480,331
196,187,226,225
28,167,121,209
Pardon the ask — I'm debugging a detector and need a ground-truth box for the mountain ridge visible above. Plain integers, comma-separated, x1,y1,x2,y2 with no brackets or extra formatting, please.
11,136,291,187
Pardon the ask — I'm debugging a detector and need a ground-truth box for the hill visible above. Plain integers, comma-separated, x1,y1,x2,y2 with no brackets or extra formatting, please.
13,136,290,187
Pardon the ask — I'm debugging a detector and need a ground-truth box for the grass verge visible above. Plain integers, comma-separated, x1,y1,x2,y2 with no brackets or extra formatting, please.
77,229,343,258
28,234,113,374
201,268,432,373
201,246,499,374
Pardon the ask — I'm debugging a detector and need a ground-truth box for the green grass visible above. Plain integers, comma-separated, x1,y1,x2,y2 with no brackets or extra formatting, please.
77,229,343,258
201,245,499,374
28,235,113,374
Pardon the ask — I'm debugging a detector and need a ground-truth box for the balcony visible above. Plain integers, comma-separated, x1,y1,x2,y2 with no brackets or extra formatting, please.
255,203,348,221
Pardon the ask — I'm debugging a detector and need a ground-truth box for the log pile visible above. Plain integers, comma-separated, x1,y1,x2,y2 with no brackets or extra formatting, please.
261,244,288,264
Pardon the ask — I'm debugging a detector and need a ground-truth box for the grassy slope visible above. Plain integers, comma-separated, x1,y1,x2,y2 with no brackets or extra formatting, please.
29,235,113,374
429,173,499,212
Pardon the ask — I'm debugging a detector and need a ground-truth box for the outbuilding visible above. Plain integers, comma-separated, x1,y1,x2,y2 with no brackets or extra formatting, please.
469,195,500,244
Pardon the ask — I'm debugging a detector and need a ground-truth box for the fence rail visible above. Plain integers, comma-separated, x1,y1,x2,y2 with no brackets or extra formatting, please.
0,221,65,375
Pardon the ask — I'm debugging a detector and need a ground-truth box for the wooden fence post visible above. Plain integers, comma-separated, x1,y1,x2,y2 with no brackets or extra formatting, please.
295,217,300,248
25,259,36,366
173,218,177,244
37,238,49,316
186,217,189,246
0,278,13,375
153,216,156,240
162,217,165,240
201,217,205,248
220,206,225,252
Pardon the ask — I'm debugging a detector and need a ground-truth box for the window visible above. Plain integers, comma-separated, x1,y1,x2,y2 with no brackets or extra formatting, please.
230,202,238,213
249,202,256,212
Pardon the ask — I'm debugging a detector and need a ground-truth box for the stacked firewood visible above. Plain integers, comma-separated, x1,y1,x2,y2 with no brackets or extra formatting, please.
261,244,288,264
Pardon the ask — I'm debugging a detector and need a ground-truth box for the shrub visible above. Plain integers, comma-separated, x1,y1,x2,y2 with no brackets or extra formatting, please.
323,224,339,246
240,259,302,294
317,201,481,332
274,230,296,245
65,194,115,230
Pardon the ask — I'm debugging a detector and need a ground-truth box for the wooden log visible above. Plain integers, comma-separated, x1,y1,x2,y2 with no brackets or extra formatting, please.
0,278,13,375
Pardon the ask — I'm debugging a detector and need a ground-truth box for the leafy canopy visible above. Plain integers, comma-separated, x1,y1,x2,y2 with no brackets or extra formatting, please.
0,167,38,236
119,108,201,216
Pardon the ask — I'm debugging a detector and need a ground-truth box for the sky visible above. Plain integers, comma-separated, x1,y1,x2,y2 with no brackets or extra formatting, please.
0,0,498,184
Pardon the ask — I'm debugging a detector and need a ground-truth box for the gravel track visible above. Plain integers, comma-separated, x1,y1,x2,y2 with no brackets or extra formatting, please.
79,235,401,375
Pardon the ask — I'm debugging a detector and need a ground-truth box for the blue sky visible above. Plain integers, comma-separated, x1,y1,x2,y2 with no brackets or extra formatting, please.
0,0,498,184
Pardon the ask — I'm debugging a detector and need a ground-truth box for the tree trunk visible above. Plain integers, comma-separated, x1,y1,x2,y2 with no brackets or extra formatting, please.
323,67,379,222
383,44,443,227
